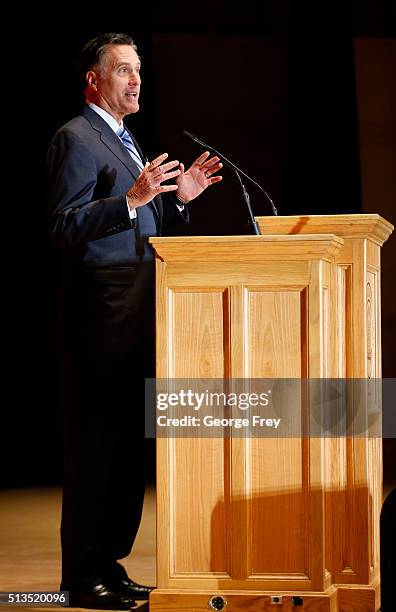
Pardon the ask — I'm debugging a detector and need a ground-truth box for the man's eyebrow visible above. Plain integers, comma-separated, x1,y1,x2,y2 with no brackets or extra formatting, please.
116,61,141,68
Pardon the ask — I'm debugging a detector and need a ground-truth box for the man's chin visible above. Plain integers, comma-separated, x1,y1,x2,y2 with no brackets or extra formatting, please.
126,103,139,114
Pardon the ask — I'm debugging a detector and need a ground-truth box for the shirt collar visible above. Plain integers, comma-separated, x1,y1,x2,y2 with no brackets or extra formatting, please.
87,102,123,134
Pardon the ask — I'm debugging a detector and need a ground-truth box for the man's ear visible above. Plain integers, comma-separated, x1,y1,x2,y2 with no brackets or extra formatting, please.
86,71,97,88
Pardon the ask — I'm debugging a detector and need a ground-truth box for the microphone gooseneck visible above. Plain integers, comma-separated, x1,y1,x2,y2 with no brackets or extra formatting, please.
182,130,278,217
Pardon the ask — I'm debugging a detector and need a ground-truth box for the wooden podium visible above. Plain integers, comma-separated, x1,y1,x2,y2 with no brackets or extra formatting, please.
149,214,393,612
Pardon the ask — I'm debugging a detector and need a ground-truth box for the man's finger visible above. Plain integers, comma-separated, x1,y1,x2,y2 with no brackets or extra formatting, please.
203,156,220,169
160,169,181,182
150,152,169,168
161,184,179,192
154,159,180,176
194,151,211,165
204,162,222,174
207,175,223,185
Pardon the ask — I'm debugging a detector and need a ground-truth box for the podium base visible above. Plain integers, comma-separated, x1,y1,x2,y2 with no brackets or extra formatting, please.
150,583,378,611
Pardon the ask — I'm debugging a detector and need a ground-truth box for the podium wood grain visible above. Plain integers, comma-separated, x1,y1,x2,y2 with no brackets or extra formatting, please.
149,215,393,611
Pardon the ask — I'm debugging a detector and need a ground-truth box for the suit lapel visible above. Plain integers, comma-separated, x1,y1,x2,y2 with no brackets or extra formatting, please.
82,106,162,227
82,106,141,180
100,128,142,182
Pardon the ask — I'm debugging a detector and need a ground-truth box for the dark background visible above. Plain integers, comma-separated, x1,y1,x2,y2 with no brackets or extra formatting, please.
1,1,395,490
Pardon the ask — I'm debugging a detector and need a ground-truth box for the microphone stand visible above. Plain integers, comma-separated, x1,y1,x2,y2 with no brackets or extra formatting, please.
235,170,261,235
183,130,277,236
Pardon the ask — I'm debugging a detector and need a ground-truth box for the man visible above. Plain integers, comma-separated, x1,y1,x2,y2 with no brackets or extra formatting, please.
46,32,222,610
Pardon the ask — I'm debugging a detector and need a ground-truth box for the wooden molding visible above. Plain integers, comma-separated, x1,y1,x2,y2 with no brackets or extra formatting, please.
255,213,394,246
150,234,344,262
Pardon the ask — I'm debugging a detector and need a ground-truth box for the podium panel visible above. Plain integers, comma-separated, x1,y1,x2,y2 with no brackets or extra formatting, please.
149,216,393,612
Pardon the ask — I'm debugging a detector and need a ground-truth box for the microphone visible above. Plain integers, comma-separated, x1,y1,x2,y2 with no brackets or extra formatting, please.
183,130,278,218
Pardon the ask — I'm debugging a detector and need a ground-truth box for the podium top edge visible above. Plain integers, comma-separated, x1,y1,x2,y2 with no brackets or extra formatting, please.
149,234,344,262
149,234,344,243
254,214,394,245
255,213,391,223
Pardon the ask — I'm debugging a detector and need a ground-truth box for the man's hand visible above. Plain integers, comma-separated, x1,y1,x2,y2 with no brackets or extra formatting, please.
127,153,180,210
175,151,223,203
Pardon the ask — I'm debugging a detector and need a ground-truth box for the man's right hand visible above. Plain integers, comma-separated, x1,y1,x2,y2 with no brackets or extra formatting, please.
126,153,180,211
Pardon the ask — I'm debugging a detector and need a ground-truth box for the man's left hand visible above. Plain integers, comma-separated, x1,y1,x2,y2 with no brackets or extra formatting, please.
176,152,222,203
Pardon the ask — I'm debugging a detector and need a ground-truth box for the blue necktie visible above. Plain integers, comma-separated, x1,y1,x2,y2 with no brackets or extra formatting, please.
117,126,144,170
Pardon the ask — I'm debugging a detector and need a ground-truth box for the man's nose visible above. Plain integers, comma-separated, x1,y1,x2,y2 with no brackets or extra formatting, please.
129,71,140,84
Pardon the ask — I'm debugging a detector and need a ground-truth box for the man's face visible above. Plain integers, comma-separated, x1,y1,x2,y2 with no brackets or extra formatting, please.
88,44,141,121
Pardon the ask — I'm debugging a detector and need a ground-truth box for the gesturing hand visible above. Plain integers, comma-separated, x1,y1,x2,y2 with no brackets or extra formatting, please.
176,151,223,203
127,153,180,210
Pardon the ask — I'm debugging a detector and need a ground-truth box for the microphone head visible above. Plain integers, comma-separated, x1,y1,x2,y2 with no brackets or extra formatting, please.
182,130,196,140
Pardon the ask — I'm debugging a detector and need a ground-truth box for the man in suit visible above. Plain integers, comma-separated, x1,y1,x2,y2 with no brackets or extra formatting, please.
46,32,222,610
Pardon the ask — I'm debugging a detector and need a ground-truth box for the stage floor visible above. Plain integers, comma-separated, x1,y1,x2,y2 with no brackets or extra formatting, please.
0,486,155,611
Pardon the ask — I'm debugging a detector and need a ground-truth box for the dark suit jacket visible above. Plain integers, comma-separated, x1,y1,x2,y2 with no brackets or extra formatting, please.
46,105,186,360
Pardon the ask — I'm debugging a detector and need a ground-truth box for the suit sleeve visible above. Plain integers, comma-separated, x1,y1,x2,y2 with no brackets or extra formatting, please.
47,128,133,248
161,192,190,226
